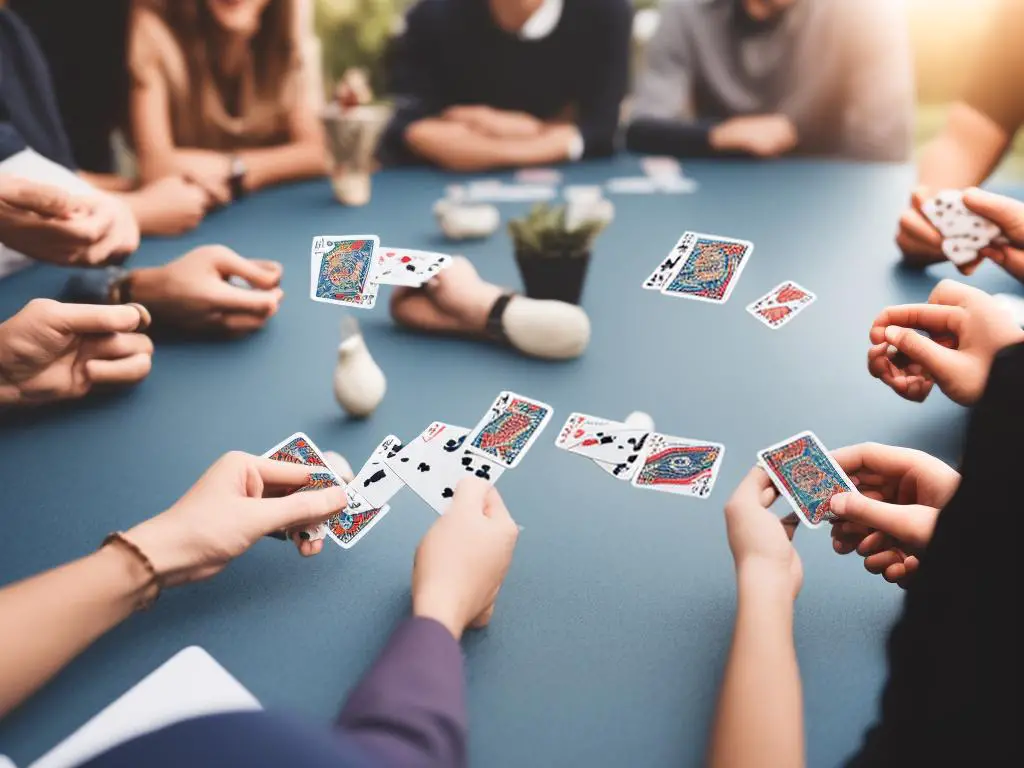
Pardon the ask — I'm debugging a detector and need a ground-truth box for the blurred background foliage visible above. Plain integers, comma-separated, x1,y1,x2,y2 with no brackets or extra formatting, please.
314,0,1023,175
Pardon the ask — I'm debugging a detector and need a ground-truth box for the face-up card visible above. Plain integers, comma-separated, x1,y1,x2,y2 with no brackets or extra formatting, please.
384,423,505,515
605,176,660,195
466,391,553,469
293,471,343,541
555,412,645,480
640,156,682,179
350,435,406,508
746,281,816,330
310,235,380,308
325,488,390,549
563,425,652,467
757,431,855,529
263,432,331,470
643,232,697,291
373,247,451,287
922,190,1001,240
514,168,563,185
630,434,725,498
941,234,987,267
660,233,754,304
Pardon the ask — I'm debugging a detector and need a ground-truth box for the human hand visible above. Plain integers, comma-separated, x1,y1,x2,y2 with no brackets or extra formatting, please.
128,245,284,335
126,453,347,586
723,467,802,600
0,299,153,405
829,443,957,587
965,187,1024,281
895,186,947,268
0,175,136,266
709,114,798,158
444,105,543,139
172,150,232,206
412,478,519,639
335,67,373,108
867,279,1024,404
129,176,211,236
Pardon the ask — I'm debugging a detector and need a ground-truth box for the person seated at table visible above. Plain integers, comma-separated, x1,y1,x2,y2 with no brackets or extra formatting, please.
0,471,518,768
0,2,214,236
379,0,632,171
625,0,913,161
390,256,591,360
867,278,1024,406
128,0,328,203
709,335,1020,765
897,0,1024,266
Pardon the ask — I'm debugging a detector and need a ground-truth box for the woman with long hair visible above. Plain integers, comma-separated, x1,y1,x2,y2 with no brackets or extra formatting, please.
129,0,326,204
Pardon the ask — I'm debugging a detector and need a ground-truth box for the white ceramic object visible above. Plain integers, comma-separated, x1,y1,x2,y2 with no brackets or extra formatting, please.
333,324,386,418
502,296,590,360
436,203,501,240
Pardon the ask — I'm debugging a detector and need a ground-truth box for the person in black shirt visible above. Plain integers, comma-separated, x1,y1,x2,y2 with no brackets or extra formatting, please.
380,0,632,170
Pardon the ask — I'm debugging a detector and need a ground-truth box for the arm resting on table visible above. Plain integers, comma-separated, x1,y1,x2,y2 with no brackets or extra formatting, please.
337,617,467,768
404,119,573,172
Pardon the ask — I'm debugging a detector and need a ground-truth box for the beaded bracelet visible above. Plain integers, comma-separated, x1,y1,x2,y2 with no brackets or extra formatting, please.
102,532,161,611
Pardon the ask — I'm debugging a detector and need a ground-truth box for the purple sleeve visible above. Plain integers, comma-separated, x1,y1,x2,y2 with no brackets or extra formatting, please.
337,617,467,768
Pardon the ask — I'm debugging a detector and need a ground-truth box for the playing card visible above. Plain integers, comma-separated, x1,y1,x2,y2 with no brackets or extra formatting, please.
350,435,407,508
660,233,754,304
384,423,504,514
514,168,563,185
605,176,659,194
757,431,855,529
642,232,697,291
309,235,380,308
630,434,725,498
922,190,1001,240
555,412,646,480
563,185,604,203
373,247,451,287
640,156,682,179
292,471,343,541
325,488,390,549
263,432,331,470
464,183,555,203
746,281,816,330
941,234,986,267
653,175,698,194
466,391,553,469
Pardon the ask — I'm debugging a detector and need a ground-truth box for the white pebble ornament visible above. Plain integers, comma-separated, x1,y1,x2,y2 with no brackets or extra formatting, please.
334,318,386,418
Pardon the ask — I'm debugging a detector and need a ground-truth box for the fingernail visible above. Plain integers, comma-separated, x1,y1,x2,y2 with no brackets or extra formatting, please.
830,493,848,515
884,326,899,344
128,302,152,331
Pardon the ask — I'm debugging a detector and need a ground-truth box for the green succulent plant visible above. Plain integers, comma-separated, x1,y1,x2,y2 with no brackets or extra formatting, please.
508,203,608,257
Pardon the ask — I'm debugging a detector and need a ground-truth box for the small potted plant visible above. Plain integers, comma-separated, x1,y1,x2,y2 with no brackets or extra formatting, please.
508,202,609,304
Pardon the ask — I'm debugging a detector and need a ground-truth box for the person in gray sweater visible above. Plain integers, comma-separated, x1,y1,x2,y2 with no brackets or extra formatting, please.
626,0,914,162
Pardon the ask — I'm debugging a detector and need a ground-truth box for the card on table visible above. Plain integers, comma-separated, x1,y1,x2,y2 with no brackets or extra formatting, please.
605,176,660,195
640,156,682,179
757,431,855,529
384,422,505,515
309,235,380,308
373,247,451,287
921,190,1002,266
466,391,553,469
350,435,407,508
659,232,754,304
514,168,563,185
630,433,725,498
555,412,649,481
642,232,697,291
746,281,816,330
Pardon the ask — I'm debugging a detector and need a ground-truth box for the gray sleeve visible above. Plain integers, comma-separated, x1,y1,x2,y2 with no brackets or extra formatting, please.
839,0,914,162
630,1,694,121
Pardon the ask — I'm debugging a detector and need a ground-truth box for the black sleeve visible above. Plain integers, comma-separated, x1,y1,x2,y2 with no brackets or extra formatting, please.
846,343,1024,766
574,0,633,158
624,117,718,157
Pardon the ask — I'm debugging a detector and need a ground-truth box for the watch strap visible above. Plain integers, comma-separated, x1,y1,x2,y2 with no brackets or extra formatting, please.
484,292,515,343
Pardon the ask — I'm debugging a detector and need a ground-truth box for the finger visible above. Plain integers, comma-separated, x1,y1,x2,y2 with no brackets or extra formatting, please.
780,512,799,542
251,259,284,283
451,477,494,518
84,352,153,385
483,486,514,524
898,207,942,246
253,457,324,490
882,325,963,376
80,331,154,360
1,176,74,217
221,312,271,334
856,530,895,557
962,187,1024,241
186,174,231,207
207,284,282,315
213,248,283,291
864,550,905,575
830,492,935,549
469,603,495,629
870,304,964,342
830,442,925,480
260,485,348,533
982,244,1024,281
126,303,152,331
883,561,908,584
52,302,151,335
293,535,324,558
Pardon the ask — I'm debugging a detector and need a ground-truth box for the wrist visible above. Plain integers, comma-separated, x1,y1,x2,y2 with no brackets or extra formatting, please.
125,267,162,307
708,122,734,151
737,561,797,605
94,540,159,612
412,594,464,641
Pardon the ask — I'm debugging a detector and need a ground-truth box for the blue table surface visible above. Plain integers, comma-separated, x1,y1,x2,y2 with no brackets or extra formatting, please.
1,157,1021,767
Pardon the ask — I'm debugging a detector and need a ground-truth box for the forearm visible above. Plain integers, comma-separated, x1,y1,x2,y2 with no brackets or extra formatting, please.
918,104,1011,189
236,141,328,192
709,567,804,768
78,171,135,193
338,617,467,768
405,120,570,171
0,544,153,717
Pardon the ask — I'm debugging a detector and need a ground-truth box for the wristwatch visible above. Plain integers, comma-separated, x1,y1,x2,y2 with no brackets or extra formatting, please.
485,292,516,343
228,154,248,200
107,266,133,305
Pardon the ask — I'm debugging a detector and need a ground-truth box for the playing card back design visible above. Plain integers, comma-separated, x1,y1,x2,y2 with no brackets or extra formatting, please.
313,238,377,302
326,504,389,548
662,235,752,303
632,436,724,498
758,432,853,527
265,434,329,469
469,394,552,468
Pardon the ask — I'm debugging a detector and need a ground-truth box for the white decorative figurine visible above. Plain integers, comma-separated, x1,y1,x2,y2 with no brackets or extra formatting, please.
333,317,386,418
434,187,501,240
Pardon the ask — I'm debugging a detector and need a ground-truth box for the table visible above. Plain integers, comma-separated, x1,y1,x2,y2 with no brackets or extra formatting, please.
2,157,1021,767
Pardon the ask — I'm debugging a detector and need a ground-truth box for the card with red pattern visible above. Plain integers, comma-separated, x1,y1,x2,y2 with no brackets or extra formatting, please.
757,431,855,529
746,281,816,330
466,391,553,469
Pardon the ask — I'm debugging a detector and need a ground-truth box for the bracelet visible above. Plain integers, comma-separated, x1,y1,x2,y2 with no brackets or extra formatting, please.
102,532,161,611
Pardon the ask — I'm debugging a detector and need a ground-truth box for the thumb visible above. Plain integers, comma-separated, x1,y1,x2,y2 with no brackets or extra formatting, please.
2,176,73,218
54,302,151,334
830,493,934,550
216,249,282,290
258,485,347,534
451,477,492,518
962,188,1024,241
883,325,961,377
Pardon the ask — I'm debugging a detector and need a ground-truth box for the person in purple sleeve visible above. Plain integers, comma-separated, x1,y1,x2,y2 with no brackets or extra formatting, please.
0,469,518,768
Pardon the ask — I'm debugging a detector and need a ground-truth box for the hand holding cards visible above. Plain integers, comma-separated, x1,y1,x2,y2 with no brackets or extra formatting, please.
921,189,1003,270
310,235,454,308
